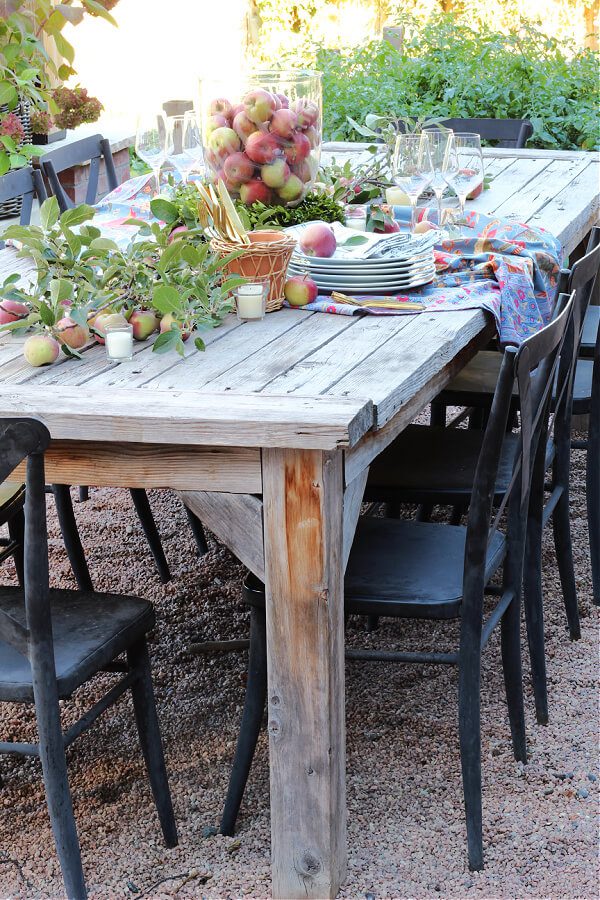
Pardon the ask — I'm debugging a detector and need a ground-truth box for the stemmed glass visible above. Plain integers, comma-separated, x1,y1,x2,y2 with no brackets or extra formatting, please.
135,111,171,195
443,133,484,220
391,133,433,233
166,111,205,184
424,129,458,227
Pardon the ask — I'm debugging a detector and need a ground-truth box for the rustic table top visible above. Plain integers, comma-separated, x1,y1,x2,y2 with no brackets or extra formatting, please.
0,145,597,454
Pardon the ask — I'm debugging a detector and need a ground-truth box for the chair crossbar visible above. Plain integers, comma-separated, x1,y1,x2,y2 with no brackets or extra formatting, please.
0,609,29,655
345,648,458,665
480,590,514,649
571,438,588,451
448,406,474,428
62,670,137,749
542,485,563,528
0,740,39,756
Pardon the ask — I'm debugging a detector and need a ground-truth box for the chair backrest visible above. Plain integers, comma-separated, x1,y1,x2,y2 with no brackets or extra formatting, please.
0,418,52,666
438,118,533,148
39,134,118,211
0,167,47,240
462,290,574,610
163,99,194,118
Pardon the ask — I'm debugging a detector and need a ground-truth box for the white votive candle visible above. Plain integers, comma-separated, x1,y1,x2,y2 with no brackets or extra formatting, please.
345,204,368,231
386,186,411,206
236,283,267,321
105,325,133,361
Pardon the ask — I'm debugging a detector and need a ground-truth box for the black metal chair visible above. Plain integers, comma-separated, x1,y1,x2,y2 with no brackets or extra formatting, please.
428,229,600,607
0,166,47,246
0,417,177,899
437,118,533,148
219,293,574,872
38,134,118,211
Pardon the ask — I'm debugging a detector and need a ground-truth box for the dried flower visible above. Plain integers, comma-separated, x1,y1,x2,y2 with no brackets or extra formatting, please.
87,0,120,14
30,109,54,135
0,112,25,145
52,86,103,131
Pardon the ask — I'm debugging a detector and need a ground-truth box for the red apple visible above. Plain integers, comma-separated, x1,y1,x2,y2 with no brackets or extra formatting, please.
91,312,128,345
224,152,255,186
291,159,313,183
209,98,234,122
243,89,276,124
244,131,282,165
130,308,159,341
304,125,320,148
0,298,29,326
55,316,89,350
168,225,189,242
205,114,229,135
160,313,190,341
270,108,297,138
300,223,337,258
23,334,60,366
239,179,274,205
277,173,304,202
274,92,289,109
293,99,318,129
261,159,290,189
232,111,260,143
284,275,318,307
283,132,310,164
208,126,241,161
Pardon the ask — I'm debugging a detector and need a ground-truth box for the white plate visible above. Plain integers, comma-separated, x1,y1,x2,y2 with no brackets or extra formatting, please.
310,273,436,293
289,255,435,276
288,260,435,279
302,267,436,287
290,248,435,269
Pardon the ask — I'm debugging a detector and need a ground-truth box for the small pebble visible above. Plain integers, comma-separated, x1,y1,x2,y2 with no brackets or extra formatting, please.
202,826,218,838
587,773,597,782
577,788,589,799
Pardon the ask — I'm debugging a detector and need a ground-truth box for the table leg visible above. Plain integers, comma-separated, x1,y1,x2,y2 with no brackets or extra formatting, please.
262,448,346,900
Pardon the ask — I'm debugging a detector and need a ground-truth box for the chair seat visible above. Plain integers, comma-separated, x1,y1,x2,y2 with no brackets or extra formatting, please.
365,425,554,505
439,351,505,407
0,589,154,701
345,517,506,620
572,358,593,414
0,482,25,525
580,306,599,358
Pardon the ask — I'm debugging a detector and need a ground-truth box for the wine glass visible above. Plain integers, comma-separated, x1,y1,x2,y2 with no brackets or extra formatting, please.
443,133,484,220
424,129,458,227
391,133,433,233
135,112,171,195
167,111,205,184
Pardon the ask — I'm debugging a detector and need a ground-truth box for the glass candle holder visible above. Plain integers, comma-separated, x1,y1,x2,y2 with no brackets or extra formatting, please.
235,281,269,321
344,203,368,231
105,323,133,361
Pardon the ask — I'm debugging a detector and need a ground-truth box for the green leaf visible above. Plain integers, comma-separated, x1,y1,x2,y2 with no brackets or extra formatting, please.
150,198,180,225
89,237,120,253
0,81,18,107
0,155,10,177
40,197,60,232
194,336,206,352
50,278,73,305
38,302,56,327
56,4,86,24
52,30,75,65
156,239,184,275
151,328,180,354
81,0,118,26
180,244,202,267
60,205,95,229
340,235,369,247
0,135,16,152
152,284,180,315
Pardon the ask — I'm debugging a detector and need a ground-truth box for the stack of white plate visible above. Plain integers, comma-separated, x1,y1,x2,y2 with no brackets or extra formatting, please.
285,223,437,294
287,248,436,294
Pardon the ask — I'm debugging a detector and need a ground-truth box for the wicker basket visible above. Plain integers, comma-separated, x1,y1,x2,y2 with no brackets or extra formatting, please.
0,100,33,220
211,231,297,313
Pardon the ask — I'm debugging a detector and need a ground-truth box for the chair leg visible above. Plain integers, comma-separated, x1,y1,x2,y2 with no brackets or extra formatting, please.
523,463,549,725
127,639,178,849
77,487,89,503
220,605,267,836
52,485,93,592
129,489,171,584
184,506,209,556
552,488,580,640
500,594,527,761
34,671,87,899
430,401,446,426
458,652,483,871
587,367,600,604
7,507,25,587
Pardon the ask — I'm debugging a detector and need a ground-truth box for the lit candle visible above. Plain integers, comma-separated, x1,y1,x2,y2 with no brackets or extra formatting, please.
236,283,267,321
105,324,133,361
345,204,368,231
386,186,411,206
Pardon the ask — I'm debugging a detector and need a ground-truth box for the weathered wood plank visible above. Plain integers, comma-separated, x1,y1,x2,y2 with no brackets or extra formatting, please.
0,385,374,450
144,307,312,391
490,155,593,225
331,308,489,427
262,313,414,397
529,160,600,258
12,441,262,492
469,157,551,216
322,141,600,163
179,490,264,579
342,466,368,569
262,447,346,899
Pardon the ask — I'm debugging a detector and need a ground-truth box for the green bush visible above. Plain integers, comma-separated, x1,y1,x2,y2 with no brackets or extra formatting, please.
309,15,599,150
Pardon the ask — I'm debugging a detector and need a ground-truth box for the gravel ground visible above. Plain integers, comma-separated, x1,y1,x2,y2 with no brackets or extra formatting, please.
0,443,597,900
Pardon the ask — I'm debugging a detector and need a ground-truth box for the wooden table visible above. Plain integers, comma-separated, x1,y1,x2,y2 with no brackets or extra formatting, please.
0,146,598,899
